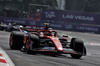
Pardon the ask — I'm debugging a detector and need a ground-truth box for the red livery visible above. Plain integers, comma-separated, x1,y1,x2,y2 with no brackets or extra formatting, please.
9,23,86,59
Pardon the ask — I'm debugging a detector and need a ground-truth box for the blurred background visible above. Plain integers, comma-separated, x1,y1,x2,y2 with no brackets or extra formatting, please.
0,0,100,19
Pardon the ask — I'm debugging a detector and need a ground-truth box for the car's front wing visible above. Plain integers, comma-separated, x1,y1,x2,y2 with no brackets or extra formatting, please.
32,47,85,56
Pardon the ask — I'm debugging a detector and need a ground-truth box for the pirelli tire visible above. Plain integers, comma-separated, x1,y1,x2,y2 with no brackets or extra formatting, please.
29,34,40,48
6,27,13,32
0,26,5,30
26,34,40,54
9,31,25,50
70,38,86,59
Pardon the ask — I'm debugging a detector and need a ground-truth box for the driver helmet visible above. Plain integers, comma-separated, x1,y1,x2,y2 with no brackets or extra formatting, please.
19,25,23,30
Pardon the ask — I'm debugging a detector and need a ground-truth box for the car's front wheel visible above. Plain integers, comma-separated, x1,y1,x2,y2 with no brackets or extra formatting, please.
70,38,86,59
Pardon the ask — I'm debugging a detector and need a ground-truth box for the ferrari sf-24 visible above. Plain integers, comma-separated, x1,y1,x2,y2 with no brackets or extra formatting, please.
9,23,86,59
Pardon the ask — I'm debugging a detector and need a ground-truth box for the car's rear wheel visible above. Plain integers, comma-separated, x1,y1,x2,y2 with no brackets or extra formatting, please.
0,26,4,30
70,38,86,59
9,31,25,50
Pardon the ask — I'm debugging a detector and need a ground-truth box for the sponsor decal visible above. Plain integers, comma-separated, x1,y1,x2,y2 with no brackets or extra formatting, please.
4,19,12,23
65,24,73,29
13,20,25,24
4,19,25,24
77,26,98,31
44,11,56,18
62,14,94,21
50,24,62,28
29,21,36,25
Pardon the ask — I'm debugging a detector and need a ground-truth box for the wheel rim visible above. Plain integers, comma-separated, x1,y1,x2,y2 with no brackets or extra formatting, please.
10,34,13,47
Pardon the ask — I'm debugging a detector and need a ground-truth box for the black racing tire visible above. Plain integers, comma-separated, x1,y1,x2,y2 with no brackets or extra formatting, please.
29,34,40,48
70,46,86,59
0,26,5,30
6,27,14,32
25,34,40,54
9,31,25,50
70,54,82,59
70,38,86,59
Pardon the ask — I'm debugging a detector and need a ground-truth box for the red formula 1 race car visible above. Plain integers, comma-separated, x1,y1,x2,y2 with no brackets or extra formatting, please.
9,23,86,59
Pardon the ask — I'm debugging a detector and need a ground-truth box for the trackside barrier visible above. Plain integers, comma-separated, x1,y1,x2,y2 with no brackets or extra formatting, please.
41,9,100,25
0,16,100,34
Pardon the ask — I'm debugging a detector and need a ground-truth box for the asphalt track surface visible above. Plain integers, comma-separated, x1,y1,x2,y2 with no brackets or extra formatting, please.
0,30,100,66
